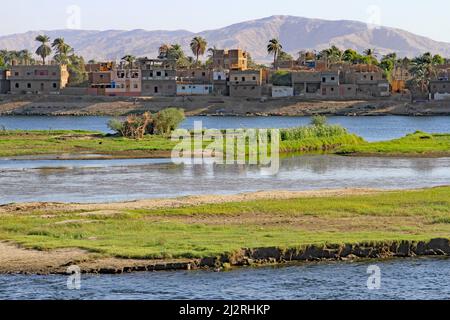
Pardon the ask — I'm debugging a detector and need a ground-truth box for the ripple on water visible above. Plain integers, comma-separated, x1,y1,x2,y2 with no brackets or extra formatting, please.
1,258,450,300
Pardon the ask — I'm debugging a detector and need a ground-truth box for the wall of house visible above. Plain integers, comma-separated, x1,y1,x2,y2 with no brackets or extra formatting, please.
10,80,63,94
0,71,10,94
339,84,358,98
229,85,262,98
431,81,450,94
229,70,262,86
357,81,390,97
272,86,294,98
177,84,213,96
213,82,229,96
321,85,340,97
293,83,321,95
177,69,212,83
321,73,340,85
89,72,111,84
434,93,450,100
106,69,141,96
142,80,176,96
9,65,68,94
0,80,10,94
291,71,322,84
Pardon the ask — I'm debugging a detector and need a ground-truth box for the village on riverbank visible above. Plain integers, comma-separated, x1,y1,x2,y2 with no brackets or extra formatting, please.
1,35,450,117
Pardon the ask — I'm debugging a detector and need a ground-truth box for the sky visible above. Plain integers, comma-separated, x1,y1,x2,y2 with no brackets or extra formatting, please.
1,0,450,42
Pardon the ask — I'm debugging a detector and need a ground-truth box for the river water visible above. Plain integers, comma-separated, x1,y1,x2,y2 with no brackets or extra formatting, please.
1,258,450,300
1,155,450,204
1,115,450,141
1,115,450,300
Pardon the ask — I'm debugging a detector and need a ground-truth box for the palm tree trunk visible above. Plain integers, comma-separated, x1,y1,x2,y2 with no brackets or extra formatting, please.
274,51,278,70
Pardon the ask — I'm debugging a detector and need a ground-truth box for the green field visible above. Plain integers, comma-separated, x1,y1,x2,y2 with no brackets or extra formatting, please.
0,130,177,158
0,127,363,158
1,187,450,259
337,132,450,156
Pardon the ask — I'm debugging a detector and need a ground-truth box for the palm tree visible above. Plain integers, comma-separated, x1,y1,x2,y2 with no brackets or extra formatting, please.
121,55,136,69
363,48,376,57
207,46,218,58
52,38,73,65
363,48,378,65
8,51,20,65
190,36,207,64
319,45,343,66
410,52,436,93
18,50,33,65
35,35,52,65
267,39,283,69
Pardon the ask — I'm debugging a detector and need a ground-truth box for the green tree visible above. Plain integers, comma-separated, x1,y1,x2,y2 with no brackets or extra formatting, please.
379,53,397,80
190,37,207,64
35,35,52,65
342,49,358,63
153,108,186,136
410,52,436,93
267,39,283,69
271,70,291,86
52,38,73,64
432,54,445,65
18,50,34,65
67,54,88,86
122,55,136,69
319,45,343,65
277,50,294,62
362,48,379,65
311,115,328,127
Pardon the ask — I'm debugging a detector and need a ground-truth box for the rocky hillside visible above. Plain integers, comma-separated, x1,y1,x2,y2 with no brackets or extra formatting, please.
1,15,449,62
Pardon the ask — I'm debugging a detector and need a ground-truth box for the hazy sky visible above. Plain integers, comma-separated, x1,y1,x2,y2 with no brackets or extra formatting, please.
1,0,450,42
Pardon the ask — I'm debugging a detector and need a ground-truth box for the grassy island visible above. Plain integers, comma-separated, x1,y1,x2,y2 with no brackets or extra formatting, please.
0,125,363,159
1,187,450,261
337,132,450,157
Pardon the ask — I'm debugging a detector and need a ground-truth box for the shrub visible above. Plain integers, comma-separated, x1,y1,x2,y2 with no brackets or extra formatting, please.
280,124,348,141
153,108,185,137
271,71,292,86
310,115,328,127
107,119,124,135
106,108,185,138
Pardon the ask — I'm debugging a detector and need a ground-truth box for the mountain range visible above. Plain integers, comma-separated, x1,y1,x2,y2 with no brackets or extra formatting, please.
1,15,449,62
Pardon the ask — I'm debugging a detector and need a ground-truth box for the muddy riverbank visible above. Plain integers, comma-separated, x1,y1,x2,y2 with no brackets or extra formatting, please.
2,238,450,275
1,94,449,116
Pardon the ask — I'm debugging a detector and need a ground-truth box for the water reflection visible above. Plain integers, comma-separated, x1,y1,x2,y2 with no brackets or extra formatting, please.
0,155,449,204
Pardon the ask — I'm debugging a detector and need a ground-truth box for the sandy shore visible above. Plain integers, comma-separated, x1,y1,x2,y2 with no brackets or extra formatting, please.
0,188,379,215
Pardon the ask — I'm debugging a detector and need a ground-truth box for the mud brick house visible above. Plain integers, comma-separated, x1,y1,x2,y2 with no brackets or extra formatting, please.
9,65,69,94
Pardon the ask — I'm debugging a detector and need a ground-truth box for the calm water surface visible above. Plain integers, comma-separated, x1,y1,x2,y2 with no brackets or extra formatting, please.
1,155,450,204
1,258,449,300
1,115,450,141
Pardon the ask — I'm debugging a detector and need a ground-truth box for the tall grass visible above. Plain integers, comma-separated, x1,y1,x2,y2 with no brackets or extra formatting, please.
280,124,349,141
